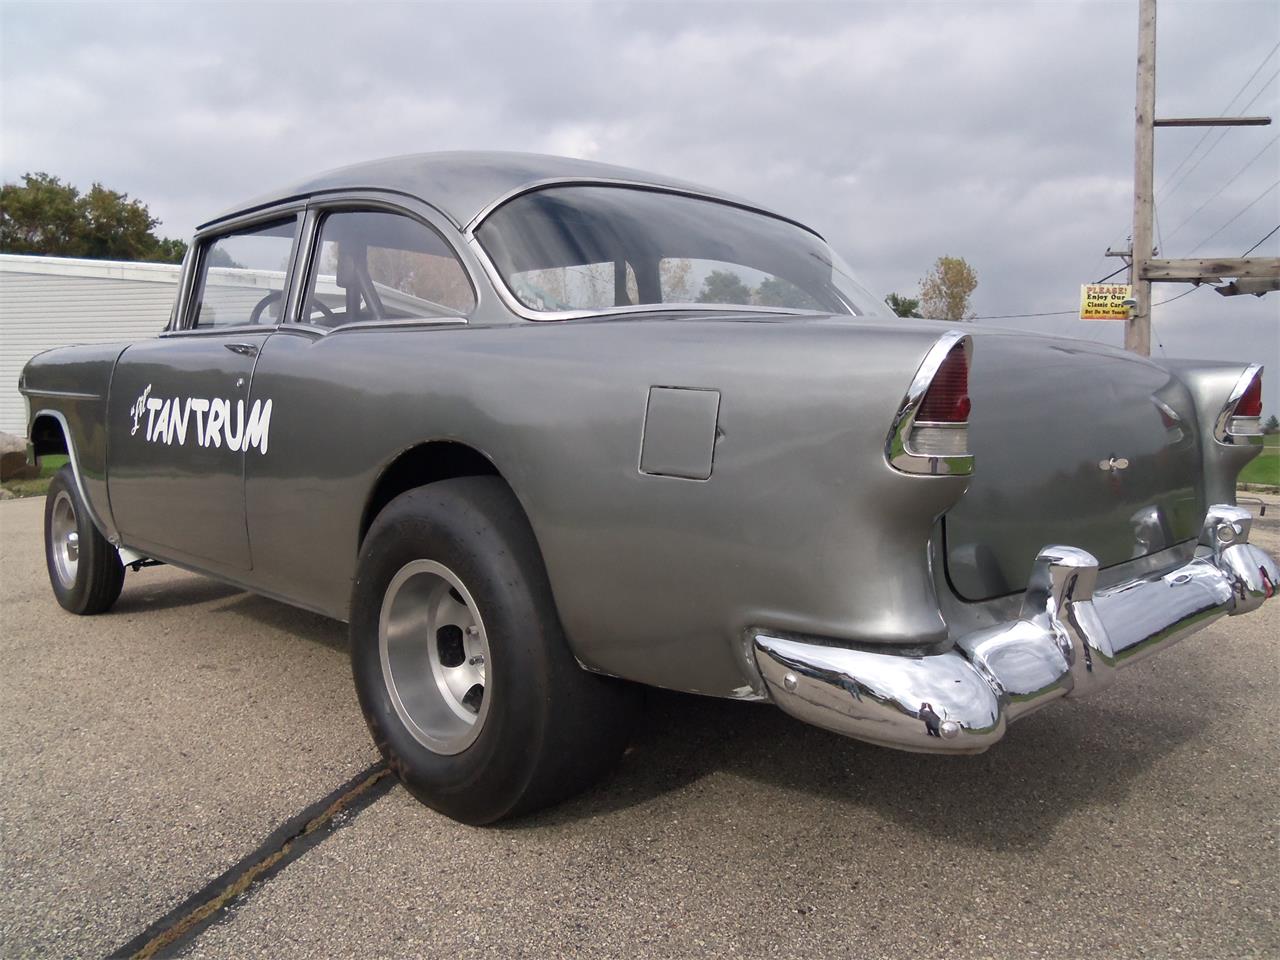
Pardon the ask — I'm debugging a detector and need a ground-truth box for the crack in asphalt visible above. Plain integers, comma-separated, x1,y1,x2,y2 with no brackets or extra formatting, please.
108,763,393,959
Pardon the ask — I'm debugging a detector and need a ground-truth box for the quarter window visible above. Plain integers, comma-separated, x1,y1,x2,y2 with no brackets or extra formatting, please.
191,218,298,328
303,210,474,326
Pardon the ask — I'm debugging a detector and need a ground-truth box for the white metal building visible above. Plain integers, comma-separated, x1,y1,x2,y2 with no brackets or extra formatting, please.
0,255,181,436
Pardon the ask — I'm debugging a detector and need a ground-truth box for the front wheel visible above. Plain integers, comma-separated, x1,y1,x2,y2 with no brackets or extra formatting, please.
44,465,124,615
350,477,637,825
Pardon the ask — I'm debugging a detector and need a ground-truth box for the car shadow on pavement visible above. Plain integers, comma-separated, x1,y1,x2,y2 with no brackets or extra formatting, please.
107,572,1212,853
110,577,243,614
212,593,349,653
515,670,1210,852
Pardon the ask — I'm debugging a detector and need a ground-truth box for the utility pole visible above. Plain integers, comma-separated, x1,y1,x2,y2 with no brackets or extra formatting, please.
1122,0,1277,357
1128,0,1157,354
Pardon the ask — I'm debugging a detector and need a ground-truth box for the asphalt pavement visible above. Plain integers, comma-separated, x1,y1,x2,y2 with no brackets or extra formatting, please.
1,494,1277,959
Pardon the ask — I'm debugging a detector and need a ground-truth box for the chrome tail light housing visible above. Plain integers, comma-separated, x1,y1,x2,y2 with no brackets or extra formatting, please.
1214,363,1264,444
886,331,974,476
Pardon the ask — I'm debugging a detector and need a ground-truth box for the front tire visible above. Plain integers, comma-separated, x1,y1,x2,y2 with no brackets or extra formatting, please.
44,465,124,615
350,477,637,825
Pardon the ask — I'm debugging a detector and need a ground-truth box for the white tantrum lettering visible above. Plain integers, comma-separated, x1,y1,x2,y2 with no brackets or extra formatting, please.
168,397,191,446
154,398,171,445
205,399,225,449
244,399,272,455
224,399,245,453
145,396,163,441
189,397,210,446
129,387,272,455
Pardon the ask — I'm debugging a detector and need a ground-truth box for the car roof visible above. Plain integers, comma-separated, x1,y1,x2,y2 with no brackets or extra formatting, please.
198,150,808,234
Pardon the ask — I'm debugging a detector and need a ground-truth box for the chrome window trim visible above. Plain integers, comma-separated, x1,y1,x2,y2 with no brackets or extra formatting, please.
291,193,481,330
884,330,975,477
165,245,197,332
180,205,306,333
323,317,469,336
1213,362,1264,444
465,234,837,324
462,177,823,240
161,323,284,339
192,199,309,241
464,180,861,323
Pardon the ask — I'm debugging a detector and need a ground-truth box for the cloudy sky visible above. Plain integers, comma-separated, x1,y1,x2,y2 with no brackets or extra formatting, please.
3,0,1277,407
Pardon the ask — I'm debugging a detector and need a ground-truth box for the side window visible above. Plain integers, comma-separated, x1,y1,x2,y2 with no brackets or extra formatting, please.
511,261,638,311
191,218,298,329
303,210,475,326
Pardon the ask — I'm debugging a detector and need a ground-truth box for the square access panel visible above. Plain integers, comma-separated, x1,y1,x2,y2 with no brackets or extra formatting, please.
639,386,721,480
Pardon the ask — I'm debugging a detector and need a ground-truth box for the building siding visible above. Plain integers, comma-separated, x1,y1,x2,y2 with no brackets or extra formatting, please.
0,256,180,435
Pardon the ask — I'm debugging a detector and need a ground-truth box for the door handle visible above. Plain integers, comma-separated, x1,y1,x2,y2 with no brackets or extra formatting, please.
224,342,259,357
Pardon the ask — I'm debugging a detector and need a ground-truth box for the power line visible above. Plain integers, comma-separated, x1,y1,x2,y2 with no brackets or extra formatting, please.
970,287,1202,322
1156,40,1279,196
1242,223,1280,256
1159,68,1280,202
1152,286,1200,307
1095,263,1129,284
1164,133,1280,244
1089,41,1278,304
971,308,1080,320
1187,178,1280,254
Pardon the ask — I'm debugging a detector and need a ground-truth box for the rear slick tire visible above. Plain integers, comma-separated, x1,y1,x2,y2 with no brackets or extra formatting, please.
349,477,637,825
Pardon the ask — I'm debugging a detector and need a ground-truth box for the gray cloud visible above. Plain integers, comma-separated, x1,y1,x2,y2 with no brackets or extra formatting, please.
2,0,1276,408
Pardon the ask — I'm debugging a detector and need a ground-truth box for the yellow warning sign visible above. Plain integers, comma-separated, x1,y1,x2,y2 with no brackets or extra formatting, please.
1079,284,1133,320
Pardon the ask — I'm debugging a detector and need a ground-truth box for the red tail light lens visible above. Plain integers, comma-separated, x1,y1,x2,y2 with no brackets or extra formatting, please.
1235,372,1263,418
917,344,971,423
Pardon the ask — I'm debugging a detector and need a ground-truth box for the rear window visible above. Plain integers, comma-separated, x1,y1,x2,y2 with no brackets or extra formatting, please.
475,185,887,318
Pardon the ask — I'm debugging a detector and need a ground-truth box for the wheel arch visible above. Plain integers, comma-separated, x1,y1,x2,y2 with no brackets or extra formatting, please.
359,440,510,549
27,409,114,540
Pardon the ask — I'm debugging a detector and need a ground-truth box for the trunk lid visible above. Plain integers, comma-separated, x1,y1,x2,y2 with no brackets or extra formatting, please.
944,334,1203,601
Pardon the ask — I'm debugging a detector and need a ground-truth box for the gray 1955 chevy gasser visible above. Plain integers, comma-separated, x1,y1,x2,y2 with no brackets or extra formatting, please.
20,152,1277,823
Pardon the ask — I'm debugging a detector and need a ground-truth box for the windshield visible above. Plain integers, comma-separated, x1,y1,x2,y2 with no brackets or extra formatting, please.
474,186,887,318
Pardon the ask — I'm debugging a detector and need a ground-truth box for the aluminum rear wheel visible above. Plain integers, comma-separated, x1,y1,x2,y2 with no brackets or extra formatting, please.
378,559,491,756
350,477,636,824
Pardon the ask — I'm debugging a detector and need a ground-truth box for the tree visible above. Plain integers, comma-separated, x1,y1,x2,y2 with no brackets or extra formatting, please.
754,276,820,310
886,292,921,318
696,269,753,305
1265,414,1279,434
0,172,187,264
918,256,978,321
659,258,693,302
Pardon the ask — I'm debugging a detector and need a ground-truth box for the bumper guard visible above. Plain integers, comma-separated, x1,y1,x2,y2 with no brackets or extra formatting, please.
752,504,1277,753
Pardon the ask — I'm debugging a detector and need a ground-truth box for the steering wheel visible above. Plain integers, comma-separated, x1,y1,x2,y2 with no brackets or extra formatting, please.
248,291,335,325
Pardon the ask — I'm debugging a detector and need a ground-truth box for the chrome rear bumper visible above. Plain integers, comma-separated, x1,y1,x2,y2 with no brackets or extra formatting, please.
753,504,1277,754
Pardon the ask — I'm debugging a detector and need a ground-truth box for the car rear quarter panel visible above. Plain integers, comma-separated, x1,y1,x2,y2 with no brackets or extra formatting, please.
245,318,965,697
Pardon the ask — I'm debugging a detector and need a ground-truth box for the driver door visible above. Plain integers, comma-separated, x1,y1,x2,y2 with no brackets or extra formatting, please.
107,213,300,571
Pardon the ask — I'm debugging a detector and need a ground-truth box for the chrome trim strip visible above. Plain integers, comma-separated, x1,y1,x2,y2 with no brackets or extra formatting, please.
322,317,468,335
19,387,101,401
290,192,482,325
753,503,1278,754
884,331,974,477
465,235,831,324
27,409,116,542
1213,362,1264,444
161,324,281,339
179,207,305,332
462,177,822,239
